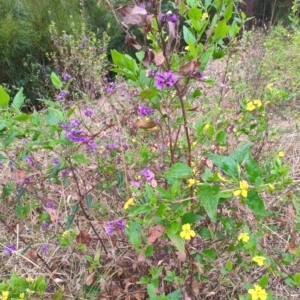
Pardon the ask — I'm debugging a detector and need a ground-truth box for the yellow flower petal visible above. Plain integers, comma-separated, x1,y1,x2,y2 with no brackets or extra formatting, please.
278,151,285,158
241,189,248,198
202,12,208,19
252,256,266,266
239,180,248,190
246,101,256,111
124,197,135,209
187,178,196,187
182,223,191,231
233,189,241,196
253,99,262,107
238,232,250,243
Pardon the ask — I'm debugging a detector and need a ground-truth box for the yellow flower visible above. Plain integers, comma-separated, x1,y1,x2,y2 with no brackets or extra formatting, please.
204,124,210,130
1,291,9,300
62,230,70,237
246,101,256,111
184,45,189,51
266,83,273,90
238,232,250,243
278,151,285,157
187,178,196,187
26,277,35,283
253,99,262,107
202,12,208,19
248,285,267,300
124,198,135,209
233,180,249,198
268,184,275,192
252,256,266,266
180,223,196,240
19,293,25,299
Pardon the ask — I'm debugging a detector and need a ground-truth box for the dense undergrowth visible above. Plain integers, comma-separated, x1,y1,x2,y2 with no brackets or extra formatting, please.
0,1,300,299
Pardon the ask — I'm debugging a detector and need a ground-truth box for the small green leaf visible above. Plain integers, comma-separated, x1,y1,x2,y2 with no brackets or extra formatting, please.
182,213,204,224
12,87,25,110
167,232,185,252
167,289,182,300
226,260,233,270
50,72,63,89
71,154,88,164
229,142,253,164
245,153,262,184
65,204,79,229
200,46,214,70
0,86,10,107
164,163,193,180
207,153,238,178
126,222,143,247
183,26,196,44
129,204,152,215
216,130,228,144
14,114,30,121
294,273,300,285
85,194,93,211
245,190,266,217
258,274,269,288
196,184,220,222
145,245,153,257
2,131,18,147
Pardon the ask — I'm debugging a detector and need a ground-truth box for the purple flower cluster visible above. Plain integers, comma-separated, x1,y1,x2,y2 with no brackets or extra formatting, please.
4,244,16,255
139,168,155,182
194,71,204,79
40,221,52,232
60,169,71,178
57,90,70,101
155,71,176,90
60,120,97,152
105,82,116,94
51,157,60,166
138,105,155,117
83,108,93,117
40,244,48,253
44,201,56,210
62,73,72,81
105,219,125,236
25,156,32,164
160,13,178,24
147,69,156,78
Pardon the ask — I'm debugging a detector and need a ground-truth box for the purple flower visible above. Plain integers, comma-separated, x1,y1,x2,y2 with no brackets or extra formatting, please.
66,128,89,143
57,90,70,101
51,157,60,166
85,140,97,152
4,244,17,255
44,201,56,210
169,14,178,23
105,82,116,94
40,221,51,232
155,71,176,90
25,156,32,164
70,119,81,127
194,71,204,79
160,13,168,24
131,181,141,188
140,168,155,181
82,36,88,42
22,139,28,144
106,143,119,150
160,13,178,24
63,34,69,39
138,105,155,117
139,3,145,9
105,220,126,236
40,244,48,253
147,69,156,78
83,108,93,117
62,73,72,81
22,177,32,185
147,1,152,7
60,169,71,178
79,43,84,49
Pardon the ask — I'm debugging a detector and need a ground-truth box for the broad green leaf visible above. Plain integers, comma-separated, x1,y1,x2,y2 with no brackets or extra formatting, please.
14,114,30,121
12,87,25,110
31,111,40,126
2,131,18,147
200,46,214,70
196,184,220,222
164,163,193,180
207,153,239,178
183,26,196,44
0,122,8,131
111,50,138,75
156,187,173,200
258,274,269,288
245,190,266,216
186,0,198,8
46,108,64,125
167,232,185,252
0,86,10,107
65,204,79,229
294,273,300,285
167,289,182,300
145,184,157,204
145,245,153,257
128,204,152,215
214,19,230,38
126,222,143,247
140,89,158,100
188,8,202,19
182,213,204,224
50,72,63,89
216,130,228,144
71,153,88,164
229,142,253,164
245,153,262,185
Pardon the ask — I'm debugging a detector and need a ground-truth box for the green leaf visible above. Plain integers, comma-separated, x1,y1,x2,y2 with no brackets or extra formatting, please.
71,153,89,164
65,204,79,229
126,222,143,247
183,26,196,44
2,131,18,147
167,289,182,300
196,184,220,222
50,72,63,89
0,86,10,107
111,50,138,75
226,260,233,270
229,142,253,164
245,190,266,217
200,46,214,70
258,274,269,288
46,108,64,125
188,8,202,19
182,213,204,224
164,163,193,180
15,203,31,218
145,245,153,257
14,114,30,121
245,153,262,185
12,87,25,110
207,153,239,178
31,111,40,126
167,232,185,252
214,19,230,38
128,204,152,215
85,194,93,211
216,130,228,144
293,273,300,285
186,0,198,8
